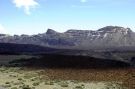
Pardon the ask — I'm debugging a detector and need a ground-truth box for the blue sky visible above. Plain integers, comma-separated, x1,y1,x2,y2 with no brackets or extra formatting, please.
0,0,135,35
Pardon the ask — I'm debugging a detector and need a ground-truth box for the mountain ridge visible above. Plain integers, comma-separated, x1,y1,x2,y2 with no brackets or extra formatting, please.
0,26,135,49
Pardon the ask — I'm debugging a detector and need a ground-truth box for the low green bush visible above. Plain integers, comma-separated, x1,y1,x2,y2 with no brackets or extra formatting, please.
22,85,31,89
74,85,84,89
32,82,40,86
59,82,69,87
18,78,23,80
44,81,54,85
11,87,18,89
5,81,10,84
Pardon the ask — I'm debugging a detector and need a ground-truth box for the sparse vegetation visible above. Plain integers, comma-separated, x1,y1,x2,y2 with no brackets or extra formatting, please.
32,82,40,86
18,78,23,80
74,85,84,89
59,82,69,87
0,55,133,89
44,81,54,85
21,85,31,89
5,81,10,84
11,87,18,89
0,66,131,89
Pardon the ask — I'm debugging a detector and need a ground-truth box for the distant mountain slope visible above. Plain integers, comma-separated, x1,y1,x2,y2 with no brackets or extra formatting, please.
9,54,131,68
0,26,135,49
0,43,59,54
0,43,134,66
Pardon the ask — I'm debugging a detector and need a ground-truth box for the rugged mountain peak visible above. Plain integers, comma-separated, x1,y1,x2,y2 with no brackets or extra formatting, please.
98,26,132,33
46,29,57,34
0,26,134,49
66,29,90,33
97,26,133,36
65,29,91,37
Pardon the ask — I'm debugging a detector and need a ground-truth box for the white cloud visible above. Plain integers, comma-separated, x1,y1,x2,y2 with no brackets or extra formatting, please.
0,24,7,34
80,0,87,3
13,0,39,15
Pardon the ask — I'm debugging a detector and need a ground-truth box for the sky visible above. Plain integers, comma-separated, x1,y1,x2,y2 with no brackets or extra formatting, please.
0,0,135,35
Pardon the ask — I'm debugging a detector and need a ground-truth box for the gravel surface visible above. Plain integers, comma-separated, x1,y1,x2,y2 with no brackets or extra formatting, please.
0,86,6,89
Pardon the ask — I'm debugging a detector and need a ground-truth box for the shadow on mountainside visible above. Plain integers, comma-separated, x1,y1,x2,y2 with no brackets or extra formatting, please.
8,54,131,69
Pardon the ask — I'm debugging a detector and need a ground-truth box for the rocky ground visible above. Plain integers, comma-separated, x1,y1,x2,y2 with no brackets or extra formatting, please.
0,67,130,89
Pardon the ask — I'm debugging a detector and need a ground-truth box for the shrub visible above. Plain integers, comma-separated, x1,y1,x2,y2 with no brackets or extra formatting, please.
60,83,68,87
59,82,69,87
18,78,23,80
32,82,40,86
5,81,10,84
74,85,84,89
31,87,35,89
11,87,18,89
30,78,35,81
3,84,11,88
22,85,31,89
23,75,33,79
13,81,22,85
44,81,54,85
53,80,61,83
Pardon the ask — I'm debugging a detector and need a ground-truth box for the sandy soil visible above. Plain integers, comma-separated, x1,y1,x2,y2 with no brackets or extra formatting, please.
0,67,128,89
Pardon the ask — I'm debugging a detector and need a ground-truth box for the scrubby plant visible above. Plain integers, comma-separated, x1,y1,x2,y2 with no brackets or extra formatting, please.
81,84,85,87
44,81,54,85
21,79,27,82
11,87,18,89
74,85,84,89
70,80,79,84
9,74,17,77
2,84,11,88
12,81,22,85
32,82,40,86
53,87,59,89
0,68,5,72
23,75,33,79
5,81,10,84
59,81,69,87
18,78,23,80
105,83,125,89
30,78,35,81
21,84,31,89
31,87,35,89
60,83,69,87
53,80,61,83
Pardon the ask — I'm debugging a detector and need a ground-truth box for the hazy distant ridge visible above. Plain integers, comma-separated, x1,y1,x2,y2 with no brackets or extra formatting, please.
0,26,135,49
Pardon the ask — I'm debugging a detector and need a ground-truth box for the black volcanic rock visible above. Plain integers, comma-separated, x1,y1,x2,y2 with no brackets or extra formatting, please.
0,43,59,54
